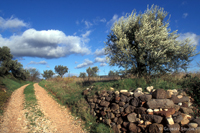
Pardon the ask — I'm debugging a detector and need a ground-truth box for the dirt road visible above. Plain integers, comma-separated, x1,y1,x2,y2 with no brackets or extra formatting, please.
0,84,29,133
0,83,85,133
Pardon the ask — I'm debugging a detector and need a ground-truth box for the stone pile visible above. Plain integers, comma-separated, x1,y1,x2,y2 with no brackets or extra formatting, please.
83,86,200,133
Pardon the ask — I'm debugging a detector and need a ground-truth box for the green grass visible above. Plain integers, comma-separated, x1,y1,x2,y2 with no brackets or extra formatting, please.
0,74,30,115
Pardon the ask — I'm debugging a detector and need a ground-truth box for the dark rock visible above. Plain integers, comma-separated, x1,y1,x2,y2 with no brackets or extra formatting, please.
134,92,143,98
125,105,135,114
126,97,132,103
129,122,137,132
123,121,129,128
179,107,194,115
141,114,163,123
131,97,140,107
147,99,174,109
148,123,164,133
173,114,184,123
112,124,120,133
174,104,180,112
171,95,180,104
115,113,121,117
120,94,127,102
191,118,200,127
152,89,167,99
119,107,124,112
101,111,106,116
114,109,120,114
93,97,97,103
121,92,131,97
111,103,119,111
123,103,129,109
107,91,113,95
117,117,123,125
139,94,152,102
179,96,190,103
100,90,109,97
90,103,95,108
121,127,127,132
105,96,112,101
119,102,125,107
127,113,137,122
134,107,146,114
87,98,93,103
166,123,180,133
100,100,110,107
113,117,118,123
97,99,101,104
83,90,89,95
182,102,189,107
115,96,121,103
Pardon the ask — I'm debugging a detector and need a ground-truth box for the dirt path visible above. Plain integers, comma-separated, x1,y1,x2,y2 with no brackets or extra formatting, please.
34,83,85,133
0,84,30,133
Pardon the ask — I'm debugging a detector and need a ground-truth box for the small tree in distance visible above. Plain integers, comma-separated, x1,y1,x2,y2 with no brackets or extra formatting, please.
79,72,86,79
54,65,68,78
42,70,54,79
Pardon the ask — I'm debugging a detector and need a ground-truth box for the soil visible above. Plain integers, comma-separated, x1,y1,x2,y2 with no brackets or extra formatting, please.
0,83,86,133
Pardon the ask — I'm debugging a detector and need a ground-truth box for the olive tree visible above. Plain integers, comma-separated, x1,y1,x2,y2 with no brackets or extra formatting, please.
54,65,68,78
42,70,54,79
86,66,99,81
104,4,200,78
79,72,87,79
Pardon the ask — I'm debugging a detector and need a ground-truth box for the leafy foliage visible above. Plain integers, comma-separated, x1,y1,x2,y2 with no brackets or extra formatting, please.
28,68,40,82
0,46,30,80
54,65,68,77
86,66,99,81
79,72,87,78
42,70,54,79
108,70,119,76
104,4,200,78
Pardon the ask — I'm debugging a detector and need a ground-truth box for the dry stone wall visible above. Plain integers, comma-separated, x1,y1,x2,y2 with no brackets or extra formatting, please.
83,86,200,133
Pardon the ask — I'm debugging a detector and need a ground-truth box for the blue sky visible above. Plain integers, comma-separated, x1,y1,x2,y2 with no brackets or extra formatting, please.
0,0,200,78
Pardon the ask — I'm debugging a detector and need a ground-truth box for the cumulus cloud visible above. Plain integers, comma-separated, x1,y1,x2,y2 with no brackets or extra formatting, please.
94,48,105,56
75,59,93,69
182,13,188,18
28,60,47,65
0,28,91,58
176,32,200,46
100,63,107,67
106,14,119,27
0,16,28,29
100,18,106,23
95,57,107,63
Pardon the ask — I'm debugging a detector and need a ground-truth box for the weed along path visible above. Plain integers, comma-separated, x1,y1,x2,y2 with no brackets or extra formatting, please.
34,83,85,133
0,84,30,133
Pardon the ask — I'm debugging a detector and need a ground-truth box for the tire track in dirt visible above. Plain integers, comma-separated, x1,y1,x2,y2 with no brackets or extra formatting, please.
34,83,85,133
0,84,30,133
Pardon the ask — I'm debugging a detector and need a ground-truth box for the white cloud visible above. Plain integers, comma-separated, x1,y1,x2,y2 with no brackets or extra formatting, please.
94,48,105,56
0,16,28,29
75,61,78,64
182,13,188,18
176,32,200,46
100,18,106,23
28,60,47,65
84,20,93,28
0,28,91,58
76,20,79,25
81,30,91,43
100,63,107,67
75,59,93,69
95,57,107,63
106,14,119,27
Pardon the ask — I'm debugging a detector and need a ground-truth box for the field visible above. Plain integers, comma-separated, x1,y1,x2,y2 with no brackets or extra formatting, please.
39,71,200,132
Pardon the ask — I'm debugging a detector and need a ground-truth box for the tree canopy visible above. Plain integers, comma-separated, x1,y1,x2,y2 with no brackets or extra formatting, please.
42,70,54,79
79,72,86,78
0,46,30,80
54,65,68,77
104,4,200,78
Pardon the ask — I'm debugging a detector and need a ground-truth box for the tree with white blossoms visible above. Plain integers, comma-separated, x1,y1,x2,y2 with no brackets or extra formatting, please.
104,4,200,78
